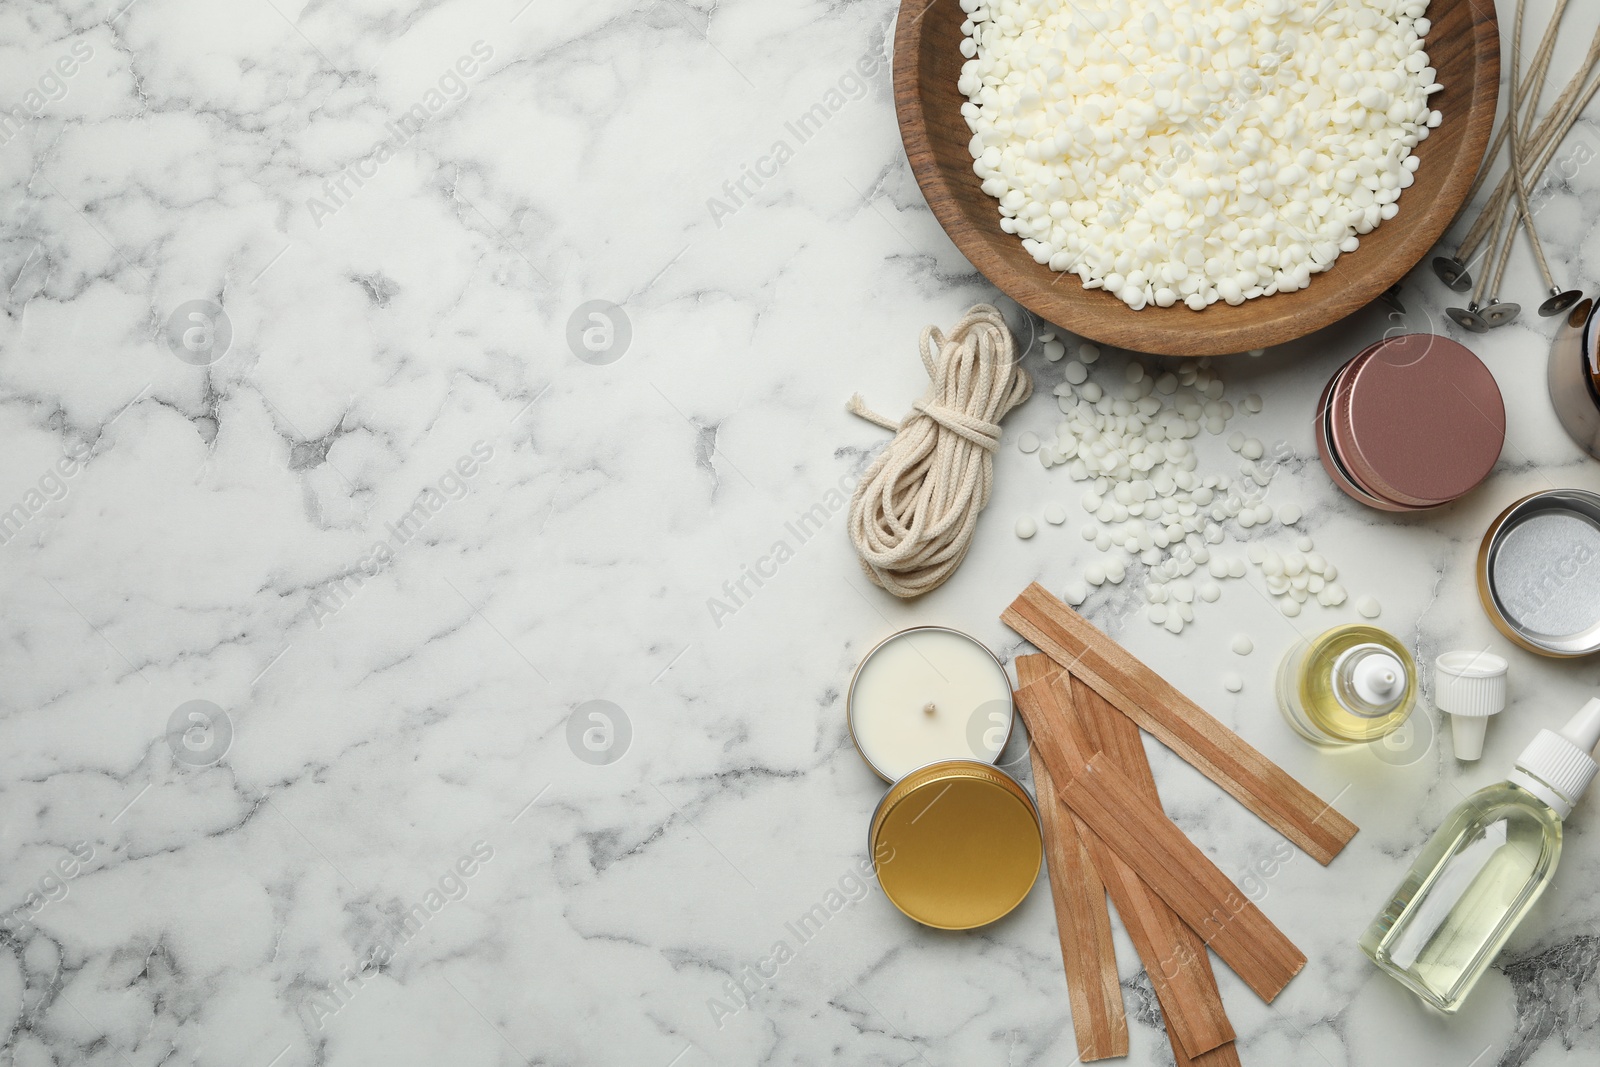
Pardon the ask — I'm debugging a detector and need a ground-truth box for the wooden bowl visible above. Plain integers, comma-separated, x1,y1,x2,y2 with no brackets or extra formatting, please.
894,0,1499,356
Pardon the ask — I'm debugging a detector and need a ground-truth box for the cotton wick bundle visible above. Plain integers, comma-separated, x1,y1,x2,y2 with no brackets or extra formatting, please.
846,304,1032,598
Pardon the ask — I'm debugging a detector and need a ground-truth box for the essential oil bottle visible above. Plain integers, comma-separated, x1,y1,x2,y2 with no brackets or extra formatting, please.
1277,624,1418,745
1358,698,1600,1012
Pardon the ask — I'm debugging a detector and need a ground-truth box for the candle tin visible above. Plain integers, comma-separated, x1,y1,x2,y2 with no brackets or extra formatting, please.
1477,489,1600,658
847,626,1015,782
1316,334,1505,510
1548,296,1600,461
868,759,1042,930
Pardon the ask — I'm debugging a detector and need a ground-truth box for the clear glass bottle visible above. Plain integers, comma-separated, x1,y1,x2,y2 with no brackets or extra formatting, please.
1359,698,1600,1012
1277,624,1417,745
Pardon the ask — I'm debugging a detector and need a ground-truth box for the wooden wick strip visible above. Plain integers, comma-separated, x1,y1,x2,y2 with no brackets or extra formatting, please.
1017,665,1235,1057
1057,754,1307,1002
1017,658,1128,1061
1003,582,1357,865
1059,668,1240,1057
1015,672,1306,1002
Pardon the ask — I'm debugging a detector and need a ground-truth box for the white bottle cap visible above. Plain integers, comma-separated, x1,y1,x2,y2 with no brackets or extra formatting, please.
1508,698,1600,819
1351,650,1406,706
1434,650,1509,761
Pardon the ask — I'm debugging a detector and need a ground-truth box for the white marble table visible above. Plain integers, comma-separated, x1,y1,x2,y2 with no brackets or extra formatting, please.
2,1,1598,1064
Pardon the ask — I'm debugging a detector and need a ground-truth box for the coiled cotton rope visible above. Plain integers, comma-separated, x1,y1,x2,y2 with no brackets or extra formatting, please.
846,304,1032,598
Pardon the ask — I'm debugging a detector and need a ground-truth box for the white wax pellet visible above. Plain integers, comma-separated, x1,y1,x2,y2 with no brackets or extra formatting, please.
1016,517,1037,539
1094,533,1111,551
1296,535,1315,552
1222,672,1244,693
1277,503,1302,525
1126,362,1145,384
1065,361,1089,384
1231,634,1254,656
1045,503,1067,525
1018,431,1040,454
1079,344,1101,364
1199,582,1221,602
1227,431,1246,452
1149,604,1169,625
1079,382,1103,402
1064,582,1088,606
1241,438,1265,461
1171,579,1194,603
1227,557,1246,578
1281,599,1302,618
1086,563,1107,586
1164,613,1185,634
1043,340,1066,362
1357,594,1381,618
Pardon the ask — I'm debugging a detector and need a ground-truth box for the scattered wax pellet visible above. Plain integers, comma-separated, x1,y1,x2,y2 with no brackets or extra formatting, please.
1241,438,1265,461
1043,340,1066,362
1227,431,1246,452
1064,361,1089,384
1044,503,1067,525
1078,343,1100,364
1296,535,1315,552
1148,604,1169,625
1243,393,1264,412
1357,594,1382,618
1277,503,1303,525
1018,431,1040,454
1086,563,1107,586
1016,516,1037,539
1223,672,1244,693
1231,634,1254,655
1281,599,1302,617
1064,582,1088,606
1199,581,1221,602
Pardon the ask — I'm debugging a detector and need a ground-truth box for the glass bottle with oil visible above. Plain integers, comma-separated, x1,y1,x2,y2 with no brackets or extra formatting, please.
1359,698,1600,1013
1277,624,1417,745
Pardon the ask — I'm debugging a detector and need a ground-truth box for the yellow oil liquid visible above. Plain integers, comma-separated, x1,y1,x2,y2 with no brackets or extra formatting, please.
1277,624,1417,745
1359,782,1562,1012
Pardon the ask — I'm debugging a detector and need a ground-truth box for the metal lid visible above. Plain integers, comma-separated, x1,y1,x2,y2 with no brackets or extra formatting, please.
868,759,1041,930
1315,357,1420,512
1332,335,1505,508
1478,489,1600,657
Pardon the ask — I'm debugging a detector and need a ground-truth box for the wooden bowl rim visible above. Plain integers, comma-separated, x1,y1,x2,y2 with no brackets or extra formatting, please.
893,0,1501,356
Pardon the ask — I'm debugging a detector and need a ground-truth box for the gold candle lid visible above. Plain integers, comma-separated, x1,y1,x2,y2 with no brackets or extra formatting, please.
869,759,1042,930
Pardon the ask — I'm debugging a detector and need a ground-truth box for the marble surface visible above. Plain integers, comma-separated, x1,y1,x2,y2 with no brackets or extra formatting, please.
2,0,1599,1064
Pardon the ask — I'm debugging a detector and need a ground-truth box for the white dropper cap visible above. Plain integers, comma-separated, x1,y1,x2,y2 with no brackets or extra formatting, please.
1434,650,1509,761
1507,698,1600,819
1350,650,1406,706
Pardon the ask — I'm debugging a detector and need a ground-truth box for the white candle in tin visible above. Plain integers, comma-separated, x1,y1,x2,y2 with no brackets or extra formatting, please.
848,627,1015,781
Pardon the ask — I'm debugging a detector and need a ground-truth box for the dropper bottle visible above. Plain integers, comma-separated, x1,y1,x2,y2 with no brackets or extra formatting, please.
1359,698,1600,1012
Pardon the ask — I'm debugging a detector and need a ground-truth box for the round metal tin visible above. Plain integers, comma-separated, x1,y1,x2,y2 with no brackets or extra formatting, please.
1547,297,1600,461
868,759,1042,930
1478,489,1600,658
846,626,1015,783
1315,351,1420,512
1333,335,1505,508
